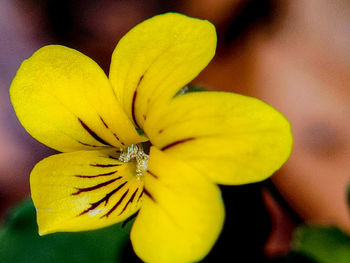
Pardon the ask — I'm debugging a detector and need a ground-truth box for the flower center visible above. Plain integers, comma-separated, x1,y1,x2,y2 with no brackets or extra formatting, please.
119,144,149,179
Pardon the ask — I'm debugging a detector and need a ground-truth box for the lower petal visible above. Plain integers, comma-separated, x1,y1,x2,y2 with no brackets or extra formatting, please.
130,147,225,263
30,149,143,235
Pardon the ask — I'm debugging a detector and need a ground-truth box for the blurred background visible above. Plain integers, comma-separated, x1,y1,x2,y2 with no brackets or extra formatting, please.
0,0,349,262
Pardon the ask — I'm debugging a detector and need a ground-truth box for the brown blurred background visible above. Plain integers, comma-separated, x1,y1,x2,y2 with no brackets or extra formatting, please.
0,0,349,260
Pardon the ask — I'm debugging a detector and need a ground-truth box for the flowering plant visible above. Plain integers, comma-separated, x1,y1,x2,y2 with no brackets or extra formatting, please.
10,13,292,263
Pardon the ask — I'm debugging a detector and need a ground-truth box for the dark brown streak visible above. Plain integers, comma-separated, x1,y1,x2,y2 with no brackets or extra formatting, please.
118,188,139,215
103,189,129,218
90,164,121,168
143,188,156,202
99,116,124,145
138,75,144,86
107,155,120,160
147,170,158,179
99,116,109,128
78,181,128,217
161,137,195,151
72,178,120,195
131,75,144,128
75,171,119,179
137,190,144,202
77,141,99,147
78,118,111,146
113,133,123,144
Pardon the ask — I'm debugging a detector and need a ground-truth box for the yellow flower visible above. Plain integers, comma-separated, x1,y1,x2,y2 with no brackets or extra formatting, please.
10,13,292,263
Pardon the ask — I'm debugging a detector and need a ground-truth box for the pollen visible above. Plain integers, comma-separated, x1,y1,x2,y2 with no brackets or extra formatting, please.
119,144,149,179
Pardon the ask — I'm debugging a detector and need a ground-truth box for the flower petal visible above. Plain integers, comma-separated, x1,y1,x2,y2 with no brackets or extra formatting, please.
109,12,216,129
10,45,145,152
130,147,224,263
30,149,143,235
145,92,293,185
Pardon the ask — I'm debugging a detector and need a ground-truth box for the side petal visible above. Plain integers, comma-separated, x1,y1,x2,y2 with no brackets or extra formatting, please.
131,147,224,263
30,149,143,235
109,12,216,129
145,92,293,185
10,45,145,152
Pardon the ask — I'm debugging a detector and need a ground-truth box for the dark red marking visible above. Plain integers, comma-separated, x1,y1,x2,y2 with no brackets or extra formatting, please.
143,188,156,202
106,155,119,160
78,118,111,146
75,171,118,179
90,163,121,168
72,178,120,195
113,133,124,145
77,141,99,147
137,190,144,202
137,75,144,86
102,189,129,218
78,181,128,216
131,75,144,128
99,116,109,128
161,137,195,151
147,170,158,179
118,188,139,215
131,90,139,128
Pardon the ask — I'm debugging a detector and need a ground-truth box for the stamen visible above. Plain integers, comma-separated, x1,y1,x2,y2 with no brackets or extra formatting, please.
119,144,149,179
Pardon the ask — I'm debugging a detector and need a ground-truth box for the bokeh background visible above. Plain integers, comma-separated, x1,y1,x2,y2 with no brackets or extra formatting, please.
0,0,349,262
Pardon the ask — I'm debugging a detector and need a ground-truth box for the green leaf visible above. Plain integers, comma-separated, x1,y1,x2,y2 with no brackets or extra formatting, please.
292,225,350,263
0,199,136,263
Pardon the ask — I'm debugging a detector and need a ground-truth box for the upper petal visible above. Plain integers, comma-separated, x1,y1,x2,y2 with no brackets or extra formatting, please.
109,12,216,129
10,45,145,152
130,147,224,263
30,149,143,235
144,91,293,185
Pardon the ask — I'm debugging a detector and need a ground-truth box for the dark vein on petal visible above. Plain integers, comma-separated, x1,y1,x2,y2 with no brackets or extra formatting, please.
72,178,120,195
78,201,101,216
90,164,121,168
99,116,109,128
102,189,129,218
147,170,158,179
107,155,120,160
161,137,195,151
75,171,118,179
78,118,111,146
78,181,128,217
77,141,99,147
113,133,124,145
143,187,156,202
99,116,126,145
119,188,139,215
104,181,128,206
131,75,144,128
114,133,125,145
137,190,144,202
